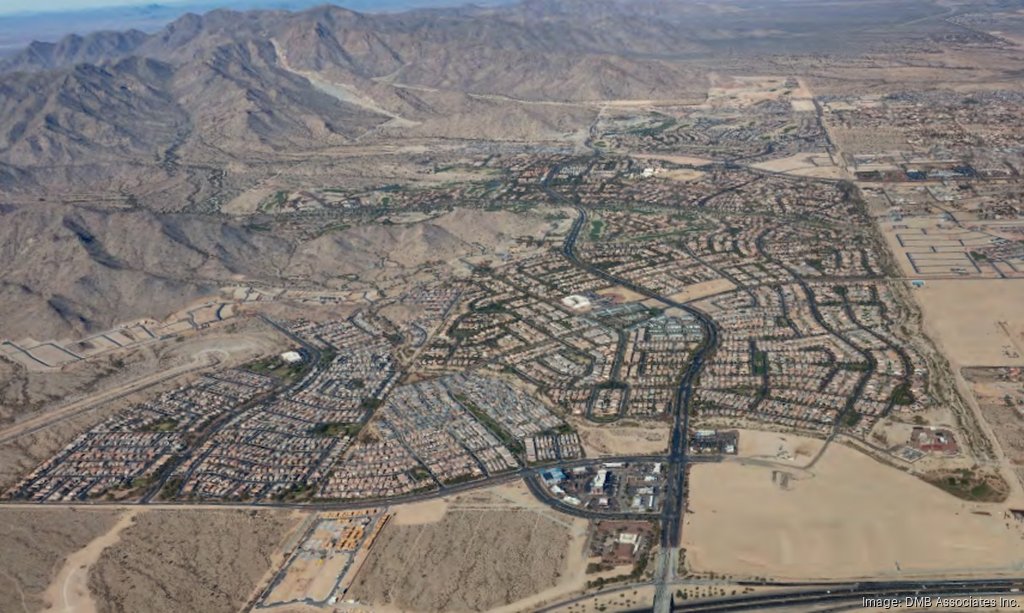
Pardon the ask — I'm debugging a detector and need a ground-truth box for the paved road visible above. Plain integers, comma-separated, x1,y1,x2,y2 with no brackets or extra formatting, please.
535,577,1024,613
0,351,220,446
0,453,659,513
556,204,721,613
672,578,1024,612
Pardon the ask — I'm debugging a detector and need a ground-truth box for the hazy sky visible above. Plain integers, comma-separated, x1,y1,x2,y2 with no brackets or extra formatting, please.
0,0,465,17
0,0,175,15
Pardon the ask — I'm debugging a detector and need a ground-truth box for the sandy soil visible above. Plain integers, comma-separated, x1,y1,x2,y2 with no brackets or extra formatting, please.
963,369,1024,492
265,555,350,605
631,153,714,167
751,153,848,179
912,280,1024,367
731,428,823,465
658,168,706,182
684,439,1024,580
706,75,793,107
222,187,275,215
0,507,120,613
574,419,671,457
595,286,647,304
390,497,449,525
546,585,657,612
667,279,737,304
88,509,302,613
349,482,588,612
44,509,139,613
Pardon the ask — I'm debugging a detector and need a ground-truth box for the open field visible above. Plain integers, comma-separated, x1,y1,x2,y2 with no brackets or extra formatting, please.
631,153,715,167
574,419,671,457
751,152,847,179
964,368,1024,490
706,75,796,107
88,509,302,613
730,428,823,465
595,285,648,304
912,280,1024,367
0,507,120,613
683,439,1024,581
44,509,139,613
667,279,737,304
348,482,590,612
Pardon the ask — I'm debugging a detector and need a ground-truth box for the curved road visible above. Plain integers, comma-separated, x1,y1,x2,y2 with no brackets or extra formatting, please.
558,204,721,612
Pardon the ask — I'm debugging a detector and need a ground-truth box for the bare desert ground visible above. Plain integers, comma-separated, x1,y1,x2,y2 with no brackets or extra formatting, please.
667,278,737,304
348,482,590,612
684,440,1024,581
0,507,120,613
912,280,1024,367
88,509,303,613
574,419,670,457
751,152,848,179
730,428,823,464
44,509,140,613
963,368,1024,491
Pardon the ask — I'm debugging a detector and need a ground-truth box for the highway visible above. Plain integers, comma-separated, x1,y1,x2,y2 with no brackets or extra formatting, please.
672,578,1024,612
557,203,721,612
534,577,1024,612
9,169,1017,613
0,453,661,512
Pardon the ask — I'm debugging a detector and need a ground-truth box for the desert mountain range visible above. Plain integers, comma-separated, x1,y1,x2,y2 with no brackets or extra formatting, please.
0,0,1019,340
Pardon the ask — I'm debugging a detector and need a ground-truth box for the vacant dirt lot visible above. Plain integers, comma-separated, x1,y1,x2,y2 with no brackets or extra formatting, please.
912,280,1024,368
88,509,302,613
684,439,1024,580
0,507,120,613
574,419,670,457
349,484,583,612
667,279,737,304
964,368,1024,490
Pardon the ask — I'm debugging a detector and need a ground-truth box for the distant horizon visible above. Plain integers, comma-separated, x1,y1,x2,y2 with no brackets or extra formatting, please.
0,1,187,17
0,0,494,17
0,0,508,54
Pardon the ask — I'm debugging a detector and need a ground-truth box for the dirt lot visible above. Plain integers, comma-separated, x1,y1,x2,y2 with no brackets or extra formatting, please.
751,152,848,179
667,279,737,304
349,482,588,612
683,439,1024,580
88,509,302,613
912,280,1024,367
573,419,670,457
0,507,120,613
730,428,823,464
964,368,1024,489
